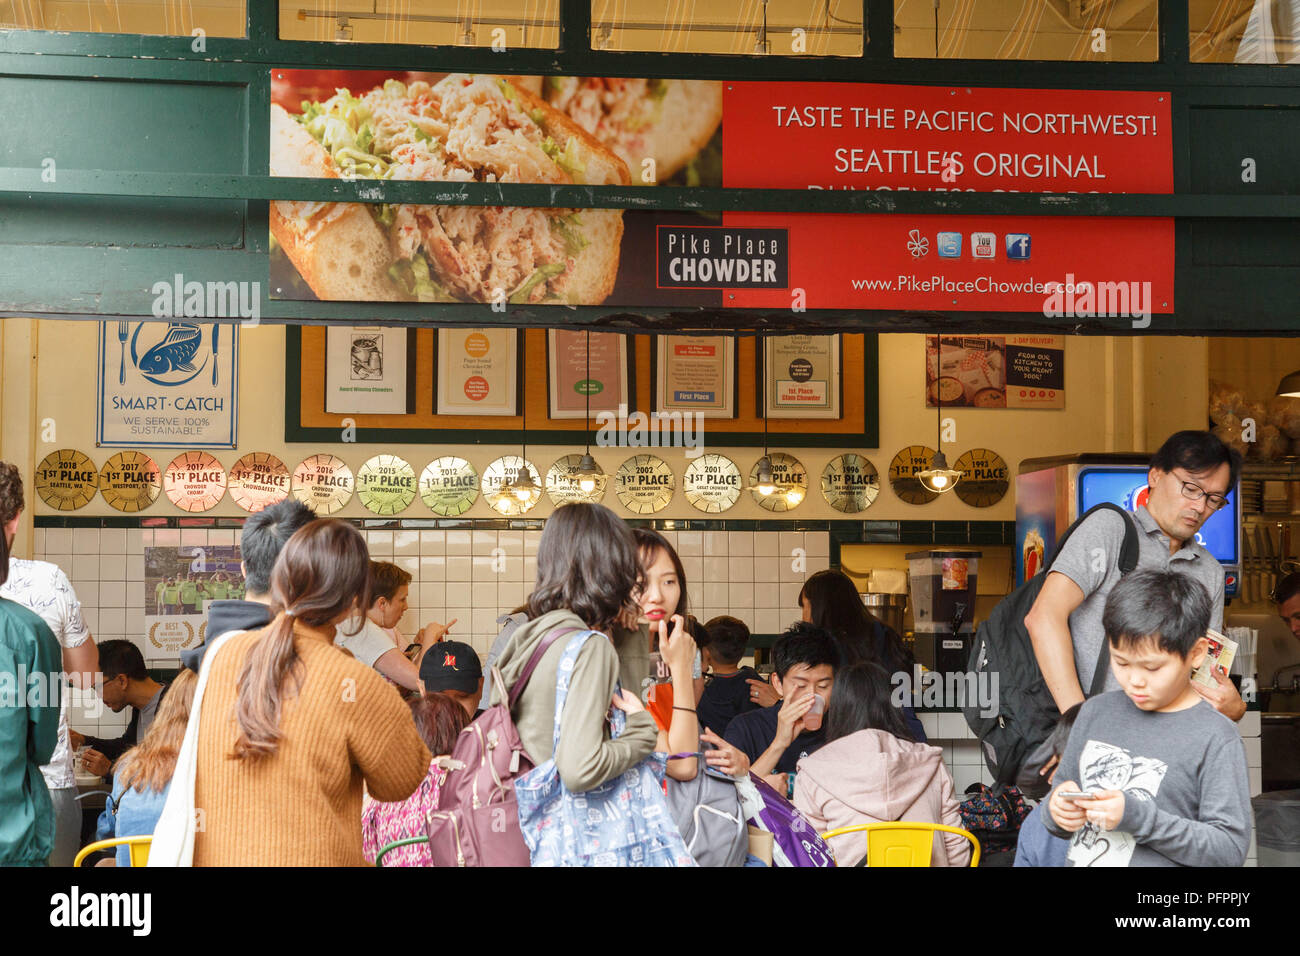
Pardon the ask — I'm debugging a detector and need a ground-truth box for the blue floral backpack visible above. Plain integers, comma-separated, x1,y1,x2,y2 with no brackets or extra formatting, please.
514,629,696,867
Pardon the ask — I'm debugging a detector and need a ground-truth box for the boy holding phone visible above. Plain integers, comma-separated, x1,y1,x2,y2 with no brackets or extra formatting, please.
1045,569,1251,867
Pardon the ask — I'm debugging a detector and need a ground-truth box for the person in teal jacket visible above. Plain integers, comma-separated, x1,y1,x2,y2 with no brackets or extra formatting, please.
0,537,62,866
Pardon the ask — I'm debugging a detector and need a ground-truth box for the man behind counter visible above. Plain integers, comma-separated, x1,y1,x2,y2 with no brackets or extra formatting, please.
70,640,169,777
1276,572,1300,644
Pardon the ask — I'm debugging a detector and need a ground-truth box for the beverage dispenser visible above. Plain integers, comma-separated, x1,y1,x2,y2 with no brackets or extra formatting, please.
906,550,982,674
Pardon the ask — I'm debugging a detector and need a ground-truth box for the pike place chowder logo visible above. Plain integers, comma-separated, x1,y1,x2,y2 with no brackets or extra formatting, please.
125,322,221,387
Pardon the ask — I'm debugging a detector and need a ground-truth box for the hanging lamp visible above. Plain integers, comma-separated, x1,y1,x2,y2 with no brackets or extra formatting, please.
917,333,963,494
569,329,607,494
1275,370,1300,398
750,332,779,496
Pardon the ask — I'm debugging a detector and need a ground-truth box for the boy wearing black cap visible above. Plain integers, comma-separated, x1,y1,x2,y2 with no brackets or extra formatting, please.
420,640,484,718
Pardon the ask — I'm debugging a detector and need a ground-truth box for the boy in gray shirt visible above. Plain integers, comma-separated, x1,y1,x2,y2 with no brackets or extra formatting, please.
1045,568,1250,867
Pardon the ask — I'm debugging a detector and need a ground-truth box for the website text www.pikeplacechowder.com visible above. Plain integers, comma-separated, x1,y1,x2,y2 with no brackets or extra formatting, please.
853,273,1151,311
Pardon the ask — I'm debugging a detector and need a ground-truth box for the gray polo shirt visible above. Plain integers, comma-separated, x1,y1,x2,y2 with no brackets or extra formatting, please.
1048,505,1224,694
138,684,166,740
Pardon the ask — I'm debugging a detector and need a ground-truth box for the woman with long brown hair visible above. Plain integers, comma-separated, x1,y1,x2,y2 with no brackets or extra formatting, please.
103,668,198,866
492,502,664,792
191,518,430,866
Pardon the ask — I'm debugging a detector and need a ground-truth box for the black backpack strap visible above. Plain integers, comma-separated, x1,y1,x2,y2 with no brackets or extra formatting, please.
1047,502,1139,574
1083,505,1140,698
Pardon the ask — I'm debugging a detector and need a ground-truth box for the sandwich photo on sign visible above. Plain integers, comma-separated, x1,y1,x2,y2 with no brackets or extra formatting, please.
543,78,723,185
269,71,630,305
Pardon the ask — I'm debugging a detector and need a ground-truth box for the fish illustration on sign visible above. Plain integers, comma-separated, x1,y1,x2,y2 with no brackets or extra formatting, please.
130,322,210,386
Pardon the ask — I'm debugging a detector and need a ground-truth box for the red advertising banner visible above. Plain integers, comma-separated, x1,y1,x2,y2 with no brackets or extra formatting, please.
716,82,1173,313
268,72,1172,315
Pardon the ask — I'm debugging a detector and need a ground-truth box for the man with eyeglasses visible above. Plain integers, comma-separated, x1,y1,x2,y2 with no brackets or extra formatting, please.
1025,430,1247,721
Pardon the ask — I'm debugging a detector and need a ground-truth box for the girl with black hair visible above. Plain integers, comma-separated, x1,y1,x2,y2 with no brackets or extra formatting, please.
798,569,926,741
793,661,968,868
799,569,913,673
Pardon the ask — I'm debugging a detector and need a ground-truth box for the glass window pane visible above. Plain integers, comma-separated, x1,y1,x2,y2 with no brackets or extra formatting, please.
1,0,245,37
894,0,1157,61
280,1,559,48
591,0,864,56
1191,0,1300,62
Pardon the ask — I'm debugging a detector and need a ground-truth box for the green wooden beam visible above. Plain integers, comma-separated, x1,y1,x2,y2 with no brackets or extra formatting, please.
0,36,1296,91
2,170,1298,218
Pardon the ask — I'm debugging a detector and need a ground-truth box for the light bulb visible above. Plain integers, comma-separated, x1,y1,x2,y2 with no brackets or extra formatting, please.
578,475,597,494
513,484,532,503
757,481,776,496
931,474,949,489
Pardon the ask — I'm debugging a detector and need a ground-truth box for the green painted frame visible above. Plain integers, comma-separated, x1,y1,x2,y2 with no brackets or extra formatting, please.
0,0,1297,333
282,326,881,447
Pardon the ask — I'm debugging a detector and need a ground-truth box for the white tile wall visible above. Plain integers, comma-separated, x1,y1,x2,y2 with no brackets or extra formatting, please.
42,523,833,740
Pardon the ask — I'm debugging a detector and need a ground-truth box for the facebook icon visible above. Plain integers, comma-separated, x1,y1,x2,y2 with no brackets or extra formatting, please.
1005,234,1031,260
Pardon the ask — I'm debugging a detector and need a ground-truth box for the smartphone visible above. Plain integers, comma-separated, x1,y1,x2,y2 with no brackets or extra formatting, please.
403,642,423,661
1057,791,1097,801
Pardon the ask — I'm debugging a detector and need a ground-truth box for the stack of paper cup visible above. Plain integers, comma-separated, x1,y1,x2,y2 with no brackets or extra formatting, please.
1228,626,1259,681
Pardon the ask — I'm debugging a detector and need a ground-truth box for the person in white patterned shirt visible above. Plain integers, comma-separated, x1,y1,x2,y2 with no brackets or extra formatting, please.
0,463,99,867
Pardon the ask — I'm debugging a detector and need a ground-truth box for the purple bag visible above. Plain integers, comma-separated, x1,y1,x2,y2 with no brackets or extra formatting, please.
735,774,836,868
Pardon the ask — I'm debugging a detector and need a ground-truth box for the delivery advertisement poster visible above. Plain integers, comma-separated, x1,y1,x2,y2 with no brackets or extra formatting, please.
926,334,1066,408
268,72,1172,314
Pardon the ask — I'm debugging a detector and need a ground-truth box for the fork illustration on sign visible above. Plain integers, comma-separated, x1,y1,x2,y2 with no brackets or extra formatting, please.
118,320,130,385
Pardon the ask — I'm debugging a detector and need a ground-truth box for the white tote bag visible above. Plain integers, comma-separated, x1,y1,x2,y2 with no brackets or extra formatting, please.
147,629,245,867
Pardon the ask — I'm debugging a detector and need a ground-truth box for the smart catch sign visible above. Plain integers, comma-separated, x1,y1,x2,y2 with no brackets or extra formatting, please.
97,321,239,448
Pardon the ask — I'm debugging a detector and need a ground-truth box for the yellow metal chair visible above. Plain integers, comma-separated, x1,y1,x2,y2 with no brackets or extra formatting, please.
820,822,981,867
73,836,153,868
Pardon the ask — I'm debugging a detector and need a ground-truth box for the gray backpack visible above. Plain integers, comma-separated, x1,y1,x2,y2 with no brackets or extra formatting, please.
665,753,749,867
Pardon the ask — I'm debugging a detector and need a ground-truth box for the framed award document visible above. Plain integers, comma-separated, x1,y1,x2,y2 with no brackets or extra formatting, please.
761,334,841,419
653,335,736,418
435,328,520,416
547,330,630,420
325,325,415,415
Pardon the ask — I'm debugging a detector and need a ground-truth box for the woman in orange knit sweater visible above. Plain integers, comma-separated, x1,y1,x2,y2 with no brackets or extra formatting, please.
191,519,430,866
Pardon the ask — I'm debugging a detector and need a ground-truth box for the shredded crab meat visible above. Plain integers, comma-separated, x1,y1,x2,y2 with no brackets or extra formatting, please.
354,74,575,301
548,77,654,167
411,204,566,303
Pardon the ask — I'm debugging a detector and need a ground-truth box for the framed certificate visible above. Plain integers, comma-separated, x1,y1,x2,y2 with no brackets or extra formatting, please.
325,325,415,415
435,328,520,416
761,334,842,419
653,334,736,418
547,330,631,420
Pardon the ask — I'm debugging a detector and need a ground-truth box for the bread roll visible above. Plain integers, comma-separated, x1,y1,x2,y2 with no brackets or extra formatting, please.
270,104,409,302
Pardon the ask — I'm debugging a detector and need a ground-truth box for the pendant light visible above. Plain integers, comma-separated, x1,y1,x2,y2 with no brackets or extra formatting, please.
917,333,963,494
570,329,607,494
500,410,538,506
1275,371,1300,398
750,332,778,496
